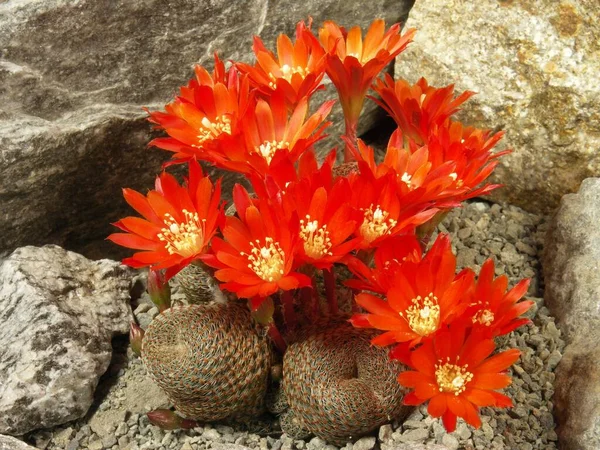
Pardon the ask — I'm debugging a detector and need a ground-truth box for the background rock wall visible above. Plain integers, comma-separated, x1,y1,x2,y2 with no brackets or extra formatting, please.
0,0,414,260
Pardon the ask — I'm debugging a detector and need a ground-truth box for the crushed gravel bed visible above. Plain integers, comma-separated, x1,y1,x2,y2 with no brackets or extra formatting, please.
25,200,564,450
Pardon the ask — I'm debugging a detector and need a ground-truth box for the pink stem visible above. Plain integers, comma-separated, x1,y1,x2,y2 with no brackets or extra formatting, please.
323,268,338,315
343,118,358,163
268,322,287,353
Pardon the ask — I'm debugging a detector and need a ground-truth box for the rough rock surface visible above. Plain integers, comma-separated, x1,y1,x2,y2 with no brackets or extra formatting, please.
394,0,600,214
543,178,600,449
0,0,413,261
0,245,134,436
0,435,37,450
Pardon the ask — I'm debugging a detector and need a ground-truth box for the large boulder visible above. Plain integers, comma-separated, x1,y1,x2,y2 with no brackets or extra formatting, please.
0,245,134,436
0,0,413,260
544,178,600,449
394,0,600,214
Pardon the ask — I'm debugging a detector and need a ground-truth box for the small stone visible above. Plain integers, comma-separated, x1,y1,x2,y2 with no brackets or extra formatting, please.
65,439,80,450
118,436,130,447
353,436,376,450
88,438,103,450
179,443,194,450
454,423,472,441
203,428,221,441
402,420,428,429
378,424,393,442
546,350,562,370
400,428,430,442
115,422,128,437
308,437,327,450
442,434,459,450
102,434,118,448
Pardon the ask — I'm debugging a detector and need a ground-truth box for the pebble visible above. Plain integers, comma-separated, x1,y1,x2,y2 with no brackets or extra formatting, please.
400,428,430,442
442,434,459,450
352,436,376,450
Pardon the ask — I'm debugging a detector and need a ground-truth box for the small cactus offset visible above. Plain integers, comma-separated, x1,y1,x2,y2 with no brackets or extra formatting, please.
282,318,409,445
111,17,534,444
141,303,271,422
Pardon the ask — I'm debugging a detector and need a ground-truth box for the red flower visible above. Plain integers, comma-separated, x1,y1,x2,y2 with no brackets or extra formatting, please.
237,19,326,108
208,186,311,298
425,121,508,202
350,235,474,347
108,160,223,279
344,234,422,294
348,165,439,248
146,54,250,164
319,19,415,159
372,76,475,144
282,168,361,269
466,259,534,337
395,327,519,432
212,93,334,176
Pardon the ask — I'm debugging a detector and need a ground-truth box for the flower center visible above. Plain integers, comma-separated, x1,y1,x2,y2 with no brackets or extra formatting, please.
242,237,285,282
269,64,309,87
299,216,333,260
359,204,397,244
157,210,206,258
197,115,232,145
472,308,495,326
435,360,474,395
254,140,290,164
400,172,412,188
398,292,441,336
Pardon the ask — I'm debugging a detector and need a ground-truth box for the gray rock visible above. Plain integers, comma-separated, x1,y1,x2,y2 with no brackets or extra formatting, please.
0,435,38,450
0,0,413,261
382,445,451,450
544,178,600,341
353,436,376,450
395,0,600,214
553,343,600,450
0,245,133,435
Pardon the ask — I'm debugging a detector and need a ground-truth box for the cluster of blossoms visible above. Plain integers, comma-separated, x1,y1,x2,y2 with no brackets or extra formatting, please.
110,18,532,432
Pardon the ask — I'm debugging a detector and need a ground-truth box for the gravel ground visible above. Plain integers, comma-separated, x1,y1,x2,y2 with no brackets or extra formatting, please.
25,200,564,450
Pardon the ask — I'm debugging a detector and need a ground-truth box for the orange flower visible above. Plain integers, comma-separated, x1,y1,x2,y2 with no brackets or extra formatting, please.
348,165,439,248
350,235,474,347
465,259,534,337
282,170,361,269
108,160,223,279
207,186,311,298
395,327,519,432
319,19,415,159
146,54,250,164
344,234,422,294
372,76,475,144
213,93,334,176
237,19,327,108
425,121,508,202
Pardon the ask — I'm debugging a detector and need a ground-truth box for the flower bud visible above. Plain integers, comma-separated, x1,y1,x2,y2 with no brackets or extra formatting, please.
147,409,197,430
250,296,274,326
129,323,145,357
148,269,171,312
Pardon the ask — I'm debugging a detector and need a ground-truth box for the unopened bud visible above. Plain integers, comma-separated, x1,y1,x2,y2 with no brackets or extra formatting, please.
130,323,144,357
148,269,171,312
250,296,274,326
147,409,197,430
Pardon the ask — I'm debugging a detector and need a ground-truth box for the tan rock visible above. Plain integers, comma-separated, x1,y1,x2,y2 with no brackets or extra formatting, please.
394,0,600,214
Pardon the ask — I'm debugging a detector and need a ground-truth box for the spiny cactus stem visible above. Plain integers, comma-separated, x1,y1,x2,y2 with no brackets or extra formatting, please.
280,290,297,329
323,268,338,315
268,322,287,353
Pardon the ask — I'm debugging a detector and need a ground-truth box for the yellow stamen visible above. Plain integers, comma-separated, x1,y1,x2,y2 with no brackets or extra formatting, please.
435,359,474,396
196,115,232,145
400,172,412,188
242,237,285,282
472,308,495,326
359,204,397,244
299,216,333,260
400,292,440,336
157,210,206,257
268,64,309,88
254,140,290,165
